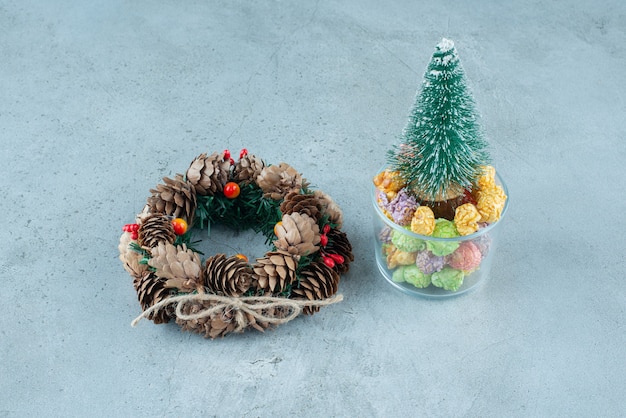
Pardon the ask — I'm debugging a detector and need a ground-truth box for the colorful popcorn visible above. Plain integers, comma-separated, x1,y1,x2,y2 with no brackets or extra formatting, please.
447,241,482,272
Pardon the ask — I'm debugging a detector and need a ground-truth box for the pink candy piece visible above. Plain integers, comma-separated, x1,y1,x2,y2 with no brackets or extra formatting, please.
447,241,482,272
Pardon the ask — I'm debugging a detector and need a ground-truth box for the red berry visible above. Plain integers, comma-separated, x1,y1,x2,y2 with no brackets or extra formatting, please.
223,149,231,161
229,158,235,165
124,223,139,232
172,218,188,235
320,234,328,247
239,148,248,159
323,224,331,234
328,253,345,264
223,182,241,199
130,231,138,240
322,256,335,268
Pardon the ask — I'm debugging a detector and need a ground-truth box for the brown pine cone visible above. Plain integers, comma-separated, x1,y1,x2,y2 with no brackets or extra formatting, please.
325,228,354,274
280,191,322,220
133,272,175,324
256,162,304,200
247,303,291,333
233,153,265,184
146,174,196,225
204,254,255,297
273,212,321,256
253,250,299,294
137,214,176,249
147,242,203,293
314,190,343,228
186,152,232,195
291,262,340,315
119,232,148,278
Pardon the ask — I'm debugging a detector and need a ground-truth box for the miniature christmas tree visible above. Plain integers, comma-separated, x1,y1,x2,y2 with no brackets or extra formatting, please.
390,38,490,208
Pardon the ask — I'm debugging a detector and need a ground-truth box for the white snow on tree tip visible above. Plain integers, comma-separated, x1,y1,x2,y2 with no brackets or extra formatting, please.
442,54,454,65
438,38,454,52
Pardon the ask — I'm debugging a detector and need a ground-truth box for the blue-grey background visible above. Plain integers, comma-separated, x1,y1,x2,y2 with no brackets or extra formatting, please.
1,1,625,416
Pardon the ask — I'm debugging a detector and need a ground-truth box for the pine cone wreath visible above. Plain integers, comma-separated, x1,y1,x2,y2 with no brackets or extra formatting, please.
325,228,354,274
123,149,352,338
148,242,203,293
186,152,232,195
137,214,176,249
147,174,197,224
256,162,305,200
134,272,175,324
233,153,265,184
273,212,321,256
204,254,255,297
291,262,340,315
253,250,299,294
280,191,322,220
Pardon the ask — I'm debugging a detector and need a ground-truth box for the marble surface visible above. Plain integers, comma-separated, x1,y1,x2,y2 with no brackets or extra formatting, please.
1,0,625,416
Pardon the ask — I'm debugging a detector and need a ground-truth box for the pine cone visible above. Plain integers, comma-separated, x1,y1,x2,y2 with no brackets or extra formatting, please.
147,242,203,293
253,250,299,293
175,299,237,338
291,262,340,315
233,153,265,184
133,272,175,324
119,232,148,278
256,162,304,200
186,152,232,195
273,212,321,256
314,190,344,228
280,191,322,220
204,254,255,297
325,228,354,274
147,174,197,225
137,214,176,249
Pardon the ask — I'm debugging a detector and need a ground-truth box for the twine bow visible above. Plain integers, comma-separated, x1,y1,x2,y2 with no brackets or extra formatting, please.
131,293,344,333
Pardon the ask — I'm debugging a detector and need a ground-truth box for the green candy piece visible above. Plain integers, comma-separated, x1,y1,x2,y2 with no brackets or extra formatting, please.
427,240,459,257
391,228,425,252
392,266,406,283
431,266,465,291
426,219,460,256
432,218,459,238
402,265,431,288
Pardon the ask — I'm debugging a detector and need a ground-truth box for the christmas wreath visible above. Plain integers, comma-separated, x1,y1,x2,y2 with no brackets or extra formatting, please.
119,149,353,338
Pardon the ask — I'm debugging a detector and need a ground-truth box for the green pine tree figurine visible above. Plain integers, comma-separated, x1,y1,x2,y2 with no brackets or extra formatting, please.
390,38,490,215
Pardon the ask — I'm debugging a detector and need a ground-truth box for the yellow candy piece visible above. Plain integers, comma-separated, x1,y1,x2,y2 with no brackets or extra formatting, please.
477,165,496,190
476,184,507,223
373,170,406,199
454,203,481,236
386,248,417,269
410,206,436,235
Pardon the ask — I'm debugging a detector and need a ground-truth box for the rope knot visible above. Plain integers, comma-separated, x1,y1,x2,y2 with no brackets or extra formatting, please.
131,293,344,335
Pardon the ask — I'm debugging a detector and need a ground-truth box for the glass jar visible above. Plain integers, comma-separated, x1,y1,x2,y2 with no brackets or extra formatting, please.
372,172,509,298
